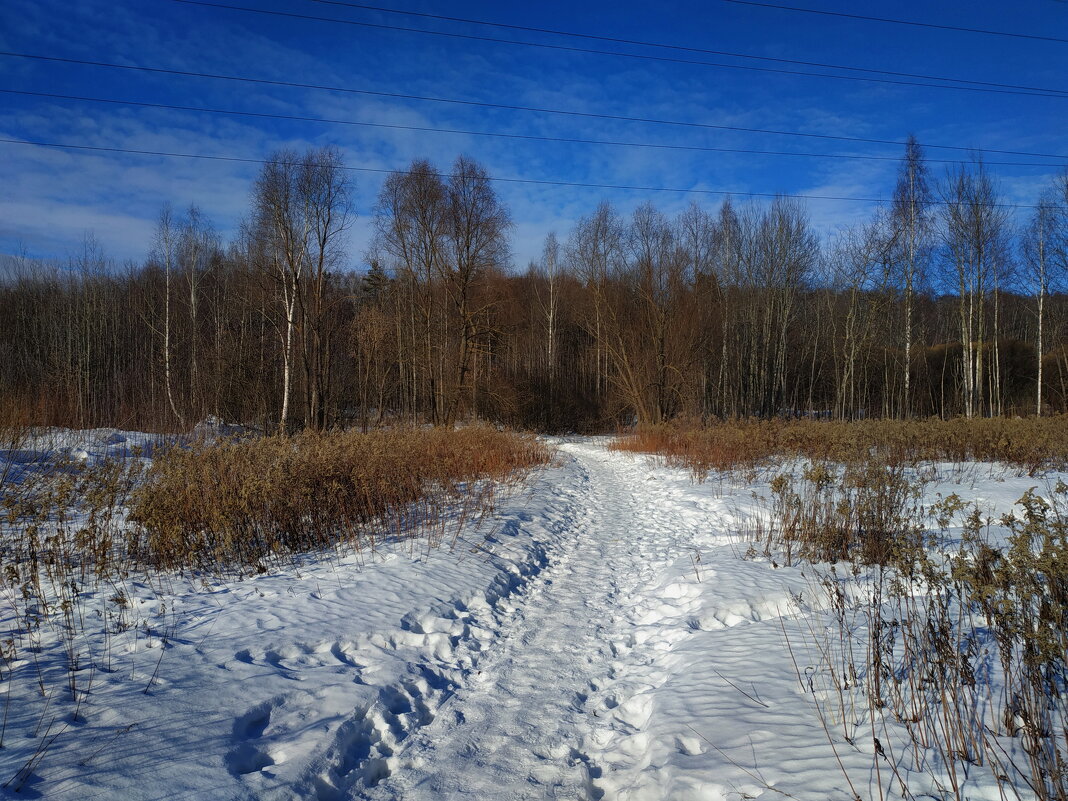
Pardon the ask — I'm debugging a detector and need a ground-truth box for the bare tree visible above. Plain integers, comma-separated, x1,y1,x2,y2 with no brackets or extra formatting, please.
1024,198,1055,416
253,147,353,431
178,205,219,419
536,232,561,402
890,135,931,418
627,203,696,423
566,202,626,414
711,198,743,417
940,161,1010,418
1024,174,1068,415
730,198,817,417
152,205,184,427
297,147,354,430
442,155,511,426
373,159,449,423
677,202,719,417
825,219,893,419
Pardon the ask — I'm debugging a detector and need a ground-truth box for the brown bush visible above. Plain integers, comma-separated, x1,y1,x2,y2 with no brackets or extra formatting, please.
611,416,1068,479
127,426,551,571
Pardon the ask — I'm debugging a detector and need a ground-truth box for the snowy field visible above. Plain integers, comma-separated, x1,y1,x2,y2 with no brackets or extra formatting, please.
0,433,1061,800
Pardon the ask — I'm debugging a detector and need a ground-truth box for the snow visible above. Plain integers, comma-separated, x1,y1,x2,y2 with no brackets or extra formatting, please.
0,433,1061,800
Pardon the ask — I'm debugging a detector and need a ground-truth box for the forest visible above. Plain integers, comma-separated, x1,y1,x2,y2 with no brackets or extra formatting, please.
1,139,1066,433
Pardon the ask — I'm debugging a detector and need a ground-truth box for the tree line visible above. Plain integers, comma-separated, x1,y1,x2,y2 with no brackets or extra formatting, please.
1,139,1067,433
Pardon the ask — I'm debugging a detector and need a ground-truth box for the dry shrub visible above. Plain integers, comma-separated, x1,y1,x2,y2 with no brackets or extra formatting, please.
757,458,927,568
612,416,1068,479
761,468,1068,800
127,426,551,571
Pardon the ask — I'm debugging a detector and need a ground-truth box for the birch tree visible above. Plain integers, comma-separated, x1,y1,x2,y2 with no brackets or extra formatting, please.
253,147,352,431
152,205,184,426
537,232,561,400
940,161,1010,418
1024,175,1068,415
890,136,931,418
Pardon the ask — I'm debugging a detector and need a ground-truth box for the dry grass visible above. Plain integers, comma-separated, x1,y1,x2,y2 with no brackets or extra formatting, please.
611,417,1068,480
747,458,928,568
127,425,551,571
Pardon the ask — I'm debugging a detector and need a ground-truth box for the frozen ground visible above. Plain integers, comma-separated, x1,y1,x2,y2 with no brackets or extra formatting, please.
0,434,1059,800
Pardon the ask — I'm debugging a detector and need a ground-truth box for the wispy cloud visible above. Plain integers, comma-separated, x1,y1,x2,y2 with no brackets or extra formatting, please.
1,0,1064,266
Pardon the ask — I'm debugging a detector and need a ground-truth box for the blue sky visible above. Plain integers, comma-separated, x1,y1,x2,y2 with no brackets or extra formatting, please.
0,0,1065,269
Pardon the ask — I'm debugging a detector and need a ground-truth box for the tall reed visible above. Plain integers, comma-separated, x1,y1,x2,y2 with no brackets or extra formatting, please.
612,417,1068,480
127,425,551,571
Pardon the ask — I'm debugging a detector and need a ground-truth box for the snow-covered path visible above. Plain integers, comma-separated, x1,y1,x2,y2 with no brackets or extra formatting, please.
364,440,702,800
5,434,1053,801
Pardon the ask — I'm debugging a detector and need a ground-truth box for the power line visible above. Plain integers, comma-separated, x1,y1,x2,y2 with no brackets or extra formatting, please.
5,88,1062,168
719,0,1068,45
4,51,1066,160
166,0,1068,100
303,0,1068,96
1,137,1059,210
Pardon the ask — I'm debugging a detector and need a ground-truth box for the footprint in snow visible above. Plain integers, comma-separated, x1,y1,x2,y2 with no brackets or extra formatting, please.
225,699,282,776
